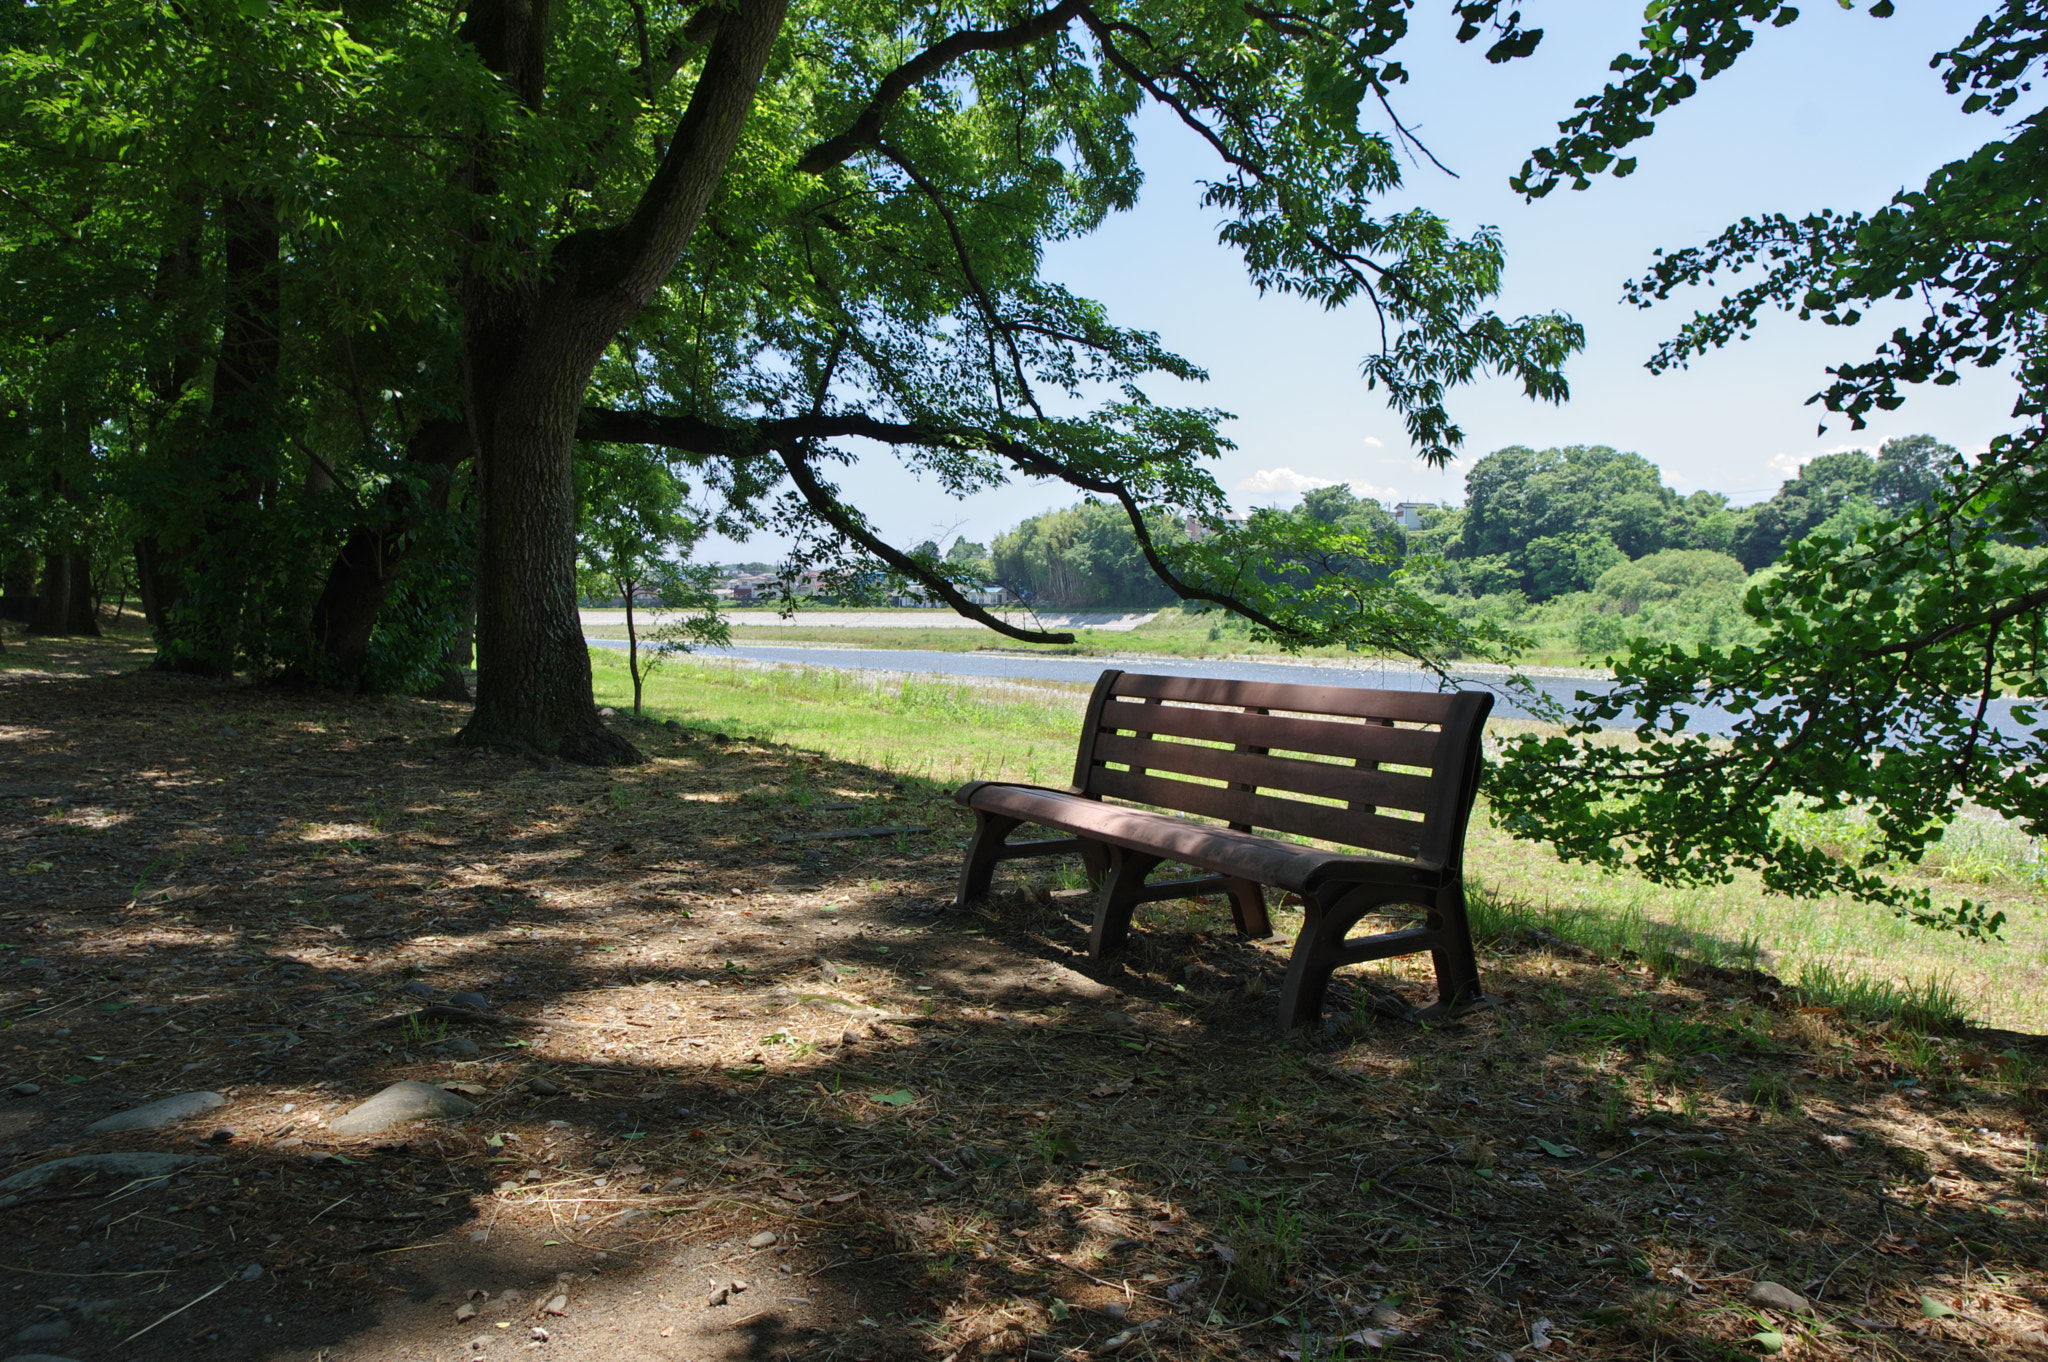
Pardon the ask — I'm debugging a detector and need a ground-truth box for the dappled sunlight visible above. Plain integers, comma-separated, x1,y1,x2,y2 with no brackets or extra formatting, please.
0,651,2041,1361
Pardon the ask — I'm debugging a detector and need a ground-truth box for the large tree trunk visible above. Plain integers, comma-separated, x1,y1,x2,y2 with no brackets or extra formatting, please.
454,0,788,763
302,418,472,686
148,191,280,676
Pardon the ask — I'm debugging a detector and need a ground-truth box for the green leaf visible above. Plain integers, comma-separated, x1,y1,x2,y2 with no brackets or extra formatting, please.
1749,1330,1786,1353
1536,1138,1572,1158
873,1089,914,1106
1919,1296,1957,1319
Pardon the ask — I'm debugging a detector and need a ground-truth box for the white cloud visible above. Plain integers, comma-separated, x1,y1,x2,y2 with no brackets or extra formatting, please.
1766,451,1815,476
1347,479,1401,502
1360,435,1385,449
1235,467,1339,494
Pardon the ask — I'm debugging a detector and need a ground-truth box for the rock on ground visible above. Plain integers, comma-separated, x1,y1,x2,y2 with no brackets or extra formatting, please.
84,1091,226,1134
0,1152,220,1197
327,1080,476,1136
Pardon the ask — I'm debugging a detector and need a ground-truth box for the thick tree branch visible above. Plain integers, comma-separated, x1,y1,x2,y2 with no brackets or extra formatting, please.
771,444,1077,645
794,0,1088,173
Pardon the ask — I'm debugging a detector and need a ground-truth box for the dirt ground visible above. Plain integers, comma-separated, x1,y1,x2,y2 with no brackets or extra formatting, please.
3,643,2047,1362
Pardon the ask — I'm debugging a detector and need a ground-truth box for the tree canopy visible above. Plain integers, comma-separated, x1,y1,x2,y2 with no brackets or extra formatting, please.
1,0,1585,758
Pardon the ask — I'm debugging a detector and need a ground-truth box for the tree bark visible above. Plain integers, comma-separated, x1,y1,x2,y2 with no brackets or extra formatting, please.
302,418,472,686
456,0,788,763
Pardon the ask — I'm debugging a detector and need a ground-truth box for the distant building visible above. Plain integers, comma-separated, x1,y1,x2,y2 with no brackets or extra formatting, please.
1392,502,1433,531
1184,512,1248,541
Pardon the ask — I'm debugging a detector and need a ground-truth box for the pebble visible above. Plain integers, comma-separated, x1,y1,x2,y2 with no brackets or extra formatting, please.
328,1081,476,1136
1747,1281,1809,1312
440,1037,482,1057
529,1079,560,1096
207,1129,235,1144
455,1302,479,1323
9,1083,39,1097
531,1326,551,1342
747,1231,778,1249
13,1321,71,1344
1099,1011,1134,1030
403,981,438,998
84,1087,227,1132
447,993,489,1012
542,1294,568,1316
0,1152,219,1196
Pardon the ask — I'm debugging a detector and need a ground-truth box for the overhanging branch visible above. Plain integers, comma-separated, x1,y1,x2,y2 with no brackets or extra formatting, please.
795,0,1088,174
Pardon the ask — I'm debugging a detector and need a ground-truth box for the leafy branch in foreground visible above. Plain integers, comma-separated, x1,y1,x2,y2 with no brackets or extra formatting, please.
1492,0,2047,933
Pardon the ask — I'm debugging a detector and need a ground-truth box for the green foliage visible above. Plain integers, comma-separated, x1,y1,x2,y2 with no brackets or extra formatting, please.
1492,3,2047,936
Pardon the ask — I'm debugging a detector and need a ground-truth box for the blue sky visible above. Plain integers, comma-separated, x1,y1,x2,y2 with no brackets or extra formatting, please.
704,4,2025,561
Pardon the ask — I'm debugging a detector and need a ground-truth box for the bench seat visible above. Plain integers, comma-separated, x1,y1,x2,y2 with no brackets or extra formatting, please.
950,669,1493,1030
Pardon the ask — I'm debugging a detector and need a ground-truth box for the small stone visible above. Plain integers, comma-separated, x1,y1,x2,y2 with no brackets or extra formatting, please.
728,1279,747,1295
542,1294,568,1316
456,1302,479,1323
9,1082,39,1096
84,1091,226,1134
447,992,488,1012
1224,1157,1250,1174
530,1326,550,1342
661,1177,688,1192
208,1128,235,1144
1747,1281,1809,1312
840,1030,860,1047
0,1152,219,1195
403,982,438,998
1099,1011,1134,1030
500,1290,524,1305
599,707,616,717
469,1338,489,1352
443,1037,481,1057
707,1285,730,1307
13,1320,72,1344
328,1080,476,1136
273,1137,305,1149
529,1080,560,1097
747,1231,778,1250
239,1263,263,1281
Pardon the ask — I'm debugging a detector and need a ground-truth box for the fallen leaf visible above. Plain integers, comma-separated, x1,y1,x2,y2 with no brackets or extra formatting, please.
873,1089,914,1106
1920,1295,1957,1319
1535,1138,1572,1158
823,1190,860,1204
441,1082,487,1095
1089,1080,1133,1099
1749,1331,1786,1354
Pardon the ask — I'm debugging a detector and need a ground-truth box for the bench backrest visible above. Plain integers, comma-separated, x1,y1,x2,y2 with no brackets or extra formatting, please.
1072,670,1493,867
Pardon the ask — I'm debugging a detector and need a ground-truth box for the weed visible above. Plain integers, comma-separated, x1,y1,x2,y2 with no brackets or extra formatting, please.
1744,1070,1794,1118
1556,1002,1736,1058
1219,1193,1307,1302
1793,961,1968,1032
400,1014,449,1045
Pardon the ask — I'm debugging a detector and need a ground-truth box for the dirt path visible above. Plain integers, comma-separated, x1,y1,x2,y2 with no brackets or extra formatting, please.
1,660,2045,1361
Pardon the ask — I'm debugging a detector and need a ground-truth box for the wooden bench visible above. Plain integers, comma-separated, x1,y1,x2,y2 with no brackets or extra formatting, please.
952,669,1494,1029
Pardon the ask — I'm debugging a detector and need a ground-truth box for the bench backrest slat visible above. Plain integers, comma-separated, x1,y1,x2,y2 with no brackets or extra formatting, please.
1074,669,1492,867
1110,671,1470,725
1097,695,1444,768
1091,731,1435,813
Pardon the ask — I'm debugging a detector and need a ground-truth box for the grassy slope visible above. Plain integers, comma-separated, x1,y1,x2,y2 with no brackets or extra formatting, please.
595,649,2048,1033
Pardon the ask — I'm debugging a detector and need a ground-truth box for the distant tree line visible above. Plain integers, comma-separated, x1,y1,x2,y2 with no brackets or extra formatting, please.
969,435,1959,616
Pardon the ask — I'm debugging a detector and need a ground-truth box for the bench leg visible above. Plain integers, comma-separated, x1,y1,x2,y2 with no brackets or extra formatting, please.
1274,885,1367,1031
1078,838,1109,892
1425,884,1484,1012
1224,878,1271,938
1088,847,1163,958
955,811,1023,905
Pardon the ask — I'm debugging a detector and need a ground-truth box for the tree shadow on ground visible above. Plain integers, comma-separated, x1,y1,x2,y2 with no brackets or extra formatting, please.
1,655,2045,1361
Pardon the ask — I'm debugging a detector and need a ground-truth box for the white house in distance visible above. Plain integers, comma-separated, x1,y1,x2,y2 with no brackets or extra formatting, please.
1392,502,1432,530
1183,512,1249,541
